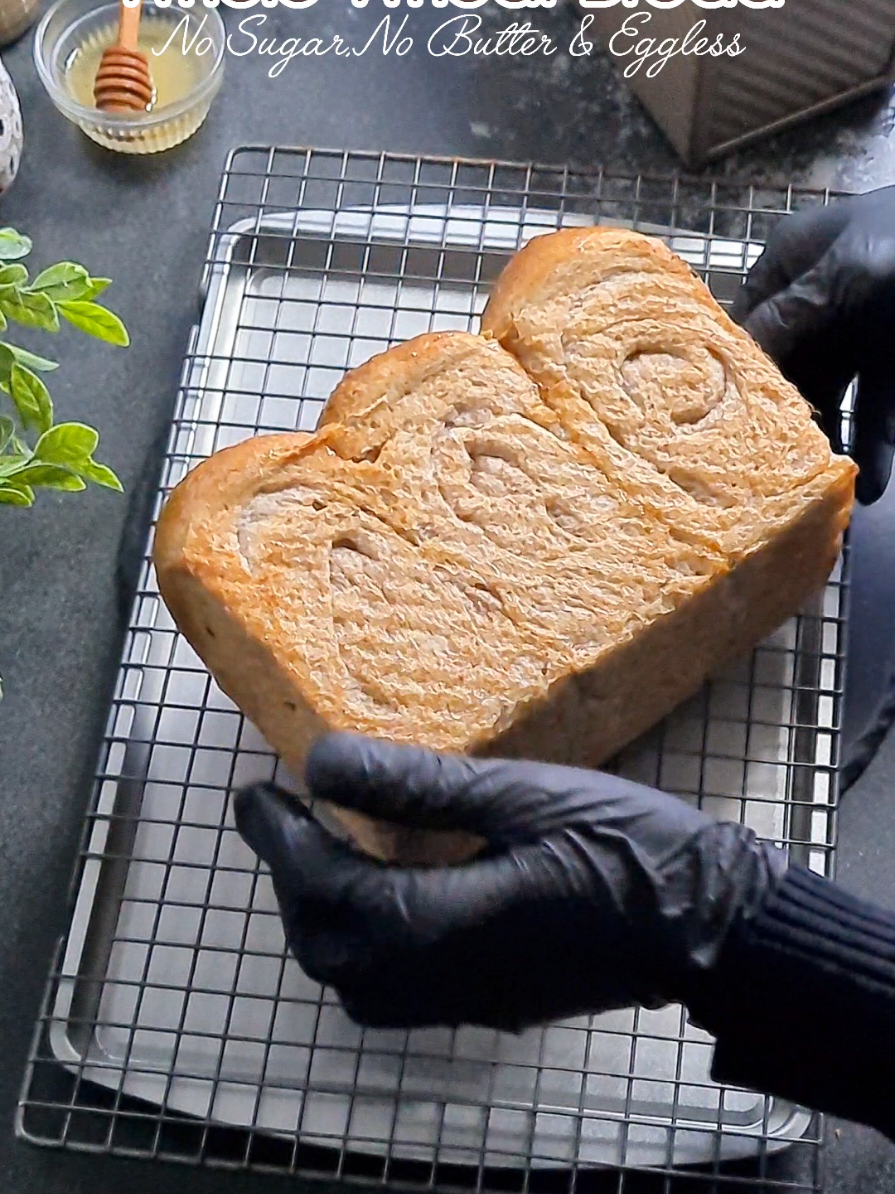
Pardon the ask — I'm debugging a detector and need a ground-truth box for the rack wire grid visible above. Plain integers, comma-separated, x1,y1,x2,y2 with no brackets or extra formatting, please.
18,148,851,1194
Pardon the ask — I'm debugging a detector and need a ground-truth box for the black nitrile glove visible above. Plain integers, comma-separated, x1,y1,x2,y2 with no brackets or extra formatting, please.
234,732,786,1033
732,185,895,505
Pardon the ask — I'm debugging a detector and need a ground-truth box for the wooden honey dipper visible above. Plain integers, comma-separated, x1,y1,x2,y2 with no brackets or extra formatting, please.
93,0,154,113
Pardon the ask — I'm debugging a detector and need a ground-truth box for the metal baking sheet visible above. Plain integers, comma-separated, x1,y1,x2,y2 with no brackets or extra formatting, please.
45,202,843,1173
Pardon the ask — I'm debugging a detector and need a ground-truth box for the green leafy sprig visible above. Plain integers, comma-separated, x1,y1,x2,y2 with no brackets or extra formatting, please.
0,227,129,697
0,227,128,510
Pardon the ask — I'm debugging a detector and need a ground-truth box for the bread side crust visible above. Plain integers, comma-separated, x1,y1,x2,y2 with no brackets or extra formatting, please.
319,329,494,430
154,342,504,865
156,232,858,866
156,428,851,862
481,223,857,555
154,434,327,768
479,468,853,769
481,226,711,345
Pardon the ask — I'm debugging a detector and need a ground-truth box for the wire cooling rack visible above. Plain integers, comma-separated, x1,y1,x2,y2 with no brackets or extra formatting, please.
18,149,850,1194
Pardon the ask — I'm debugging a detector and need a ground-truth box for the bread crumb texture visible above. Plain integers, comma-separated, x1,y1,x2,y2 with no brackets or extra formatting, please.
154,228,855,855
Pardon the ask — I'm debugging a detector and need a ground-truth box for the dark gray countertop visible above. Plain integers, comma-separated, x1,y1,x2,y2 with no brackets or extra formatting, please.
2,6,895,1191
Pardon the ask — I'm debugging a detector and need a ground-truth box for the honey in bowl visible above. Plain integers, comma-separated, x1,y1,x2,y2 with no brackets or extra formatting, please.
34,0,225,154
63,19,198,113
41,1,224,154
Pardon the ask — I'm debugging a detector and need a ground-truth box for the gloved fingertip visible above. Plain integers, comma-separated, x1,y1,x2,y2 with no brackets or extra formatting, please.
308,729,509,837
742,305,783,360
743,263,837,370
233,781,311,865
855,464,889,506
306,732,452,822
306,731,370,798
729,284,753,326
852,376,895,505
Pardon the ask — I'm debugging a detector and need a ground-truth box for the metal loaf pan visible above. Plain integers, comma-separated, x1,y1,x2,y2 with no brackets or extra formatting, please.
585,0,895,165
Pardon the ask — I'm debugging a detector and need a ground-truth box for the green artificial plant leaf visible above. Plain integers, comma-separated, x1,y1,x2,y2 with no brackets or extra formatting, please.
74,458,123,491
0,476,34,504
0,288,59,332
10,364,53,435
6,344,59,372
33,421,122,492
57,300,129,346
82,278,111,300
10,463,87,491
0,341,14,387
0,264,28,287
0,228,32,261
32,262,95,303
0,449,29,476
34,421,99,465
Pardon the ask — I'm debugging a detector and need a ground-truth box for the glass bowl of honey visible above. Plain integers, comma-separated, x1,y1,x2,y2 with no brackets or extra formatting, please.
33,0,225,154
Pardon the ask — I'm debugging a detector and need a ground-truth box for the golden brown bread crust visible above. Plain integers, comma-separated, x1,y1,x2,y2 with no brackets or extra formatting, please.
155,433,484,866
481,225,850,556
318,331,471,430
155,229,857,865
156,335,527,863
482,225,716,344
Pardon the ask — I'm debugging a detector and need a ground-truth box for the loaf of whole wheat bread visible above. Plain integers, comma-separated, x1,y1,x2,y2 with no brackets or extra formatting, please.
154,227,856,864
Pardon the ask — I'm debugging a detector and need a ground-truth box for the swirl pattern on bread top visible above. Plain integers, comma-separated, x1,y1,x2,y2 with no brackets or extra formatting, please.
154,227,856,863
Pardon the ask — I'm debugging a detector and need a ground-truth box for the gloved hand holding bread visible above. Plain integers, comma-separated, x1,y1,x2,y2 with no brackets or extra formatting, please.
734,185,895,505
154,223,856,865
233,732,786,1033
234,732,895,1143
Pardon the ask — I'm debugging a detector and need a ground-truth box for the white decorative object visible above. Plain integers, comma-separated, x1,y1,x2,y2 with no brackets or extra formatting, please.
0,55,21,195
